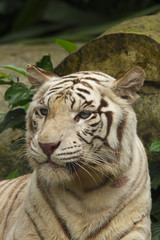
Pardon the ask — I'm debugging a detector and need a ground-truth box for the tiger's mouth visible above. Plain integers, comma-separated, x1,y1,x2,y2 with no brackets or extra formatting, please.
45,158,79,173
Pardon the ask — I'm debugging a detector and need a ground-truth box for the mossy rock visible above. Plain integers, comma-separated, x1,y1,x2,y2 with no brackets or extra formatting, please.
55,12,160,159
55,12,160,81
0,129,29,179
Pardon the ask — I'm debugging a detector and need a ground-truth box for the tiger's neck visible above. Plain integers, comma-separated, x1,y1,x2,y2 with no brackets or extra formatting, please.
36,167,110,194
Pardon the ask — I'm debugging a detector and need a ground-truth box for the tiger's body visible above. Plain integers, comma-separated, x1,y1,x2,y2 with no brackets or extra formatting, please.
0,66,151,240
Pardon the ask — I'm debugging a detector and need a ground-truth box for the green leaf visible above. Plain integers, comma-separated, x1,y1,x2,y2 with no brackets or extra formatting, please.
0,71,11,80
0,113,6,120
0,79,13,85
151,174,160,190
152,222,160,240
0,108,26,133
152,200,160,216
5,169,19,180
4,83,33,108
36,54,54,72
0,65,26,76
55,39,77,54
21,102,30,111
149,140,160,153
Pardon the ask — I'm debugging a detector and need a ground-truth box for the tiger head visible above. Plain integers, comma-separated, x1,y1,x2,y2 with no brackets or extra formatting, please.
26,65,145,187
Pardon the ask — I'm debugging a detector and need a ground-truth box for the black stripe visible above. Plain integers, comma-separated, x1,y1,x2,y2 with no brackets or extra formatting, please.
64,187,83,201
55,93,63,100
3,181,28,234
89,121,100,127
83,77,100,83
62,145,81,150
71,97,75,109
89,114,98,120
37,177,71,239
81,81,93,89
98,99,108,112
49,87,63,91
25,209,45,240
77,132,90,144
57,150,80,156
77,92,86,100
54,79,73,86
77,88,90,95
82,100,94,108
117,114,127,159
105,111,113,136
28,192,47,228
46,90,57,96
91,71,109,78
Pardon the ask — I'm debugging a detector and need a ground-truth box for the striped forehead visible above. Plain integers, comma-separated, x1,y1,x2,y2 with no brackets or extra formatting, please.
42,71,115,106
61,71,115,85
46,71,115,93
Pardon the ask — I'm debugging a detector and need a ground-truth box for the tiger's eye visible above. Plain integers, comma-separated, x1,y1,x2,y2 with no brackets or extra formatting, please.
40,108,48,116
78,111,91,119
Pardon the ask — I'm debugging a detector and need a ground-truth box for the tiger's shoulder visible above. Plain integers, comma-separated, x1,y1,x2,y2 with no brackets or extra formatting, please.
0,174,31,220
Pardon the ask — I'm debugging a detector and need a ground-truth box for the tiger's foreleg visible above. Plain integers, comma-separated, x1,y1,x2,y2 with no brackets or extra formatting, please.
121,215,151,240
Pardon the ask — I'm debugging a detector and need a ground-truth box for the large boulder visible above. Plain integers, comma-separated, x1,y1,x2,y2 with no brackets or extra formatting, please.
54,12,160,159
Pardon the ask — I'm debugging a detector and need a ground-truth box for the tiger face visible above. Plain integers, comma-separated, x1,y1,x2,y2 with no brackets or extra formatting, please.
26,65,145,186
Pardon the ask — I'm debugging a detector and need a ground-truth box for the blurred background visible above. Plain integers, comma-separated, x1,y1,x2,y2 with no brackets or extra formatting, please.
0,0,160,44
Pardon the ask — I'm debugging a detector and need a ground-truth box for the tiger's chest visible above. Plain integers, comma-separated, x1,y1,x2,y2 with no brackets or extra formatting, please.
16,173,134,240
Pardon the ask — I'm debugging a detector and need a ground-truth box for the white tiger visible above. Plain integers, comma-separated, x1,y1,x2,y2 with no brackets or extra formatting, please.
0,65,151,240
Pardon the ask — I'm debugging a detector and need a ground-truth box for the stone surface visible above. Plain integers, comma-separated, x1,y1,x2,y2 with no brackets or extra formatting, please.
55,12,160,81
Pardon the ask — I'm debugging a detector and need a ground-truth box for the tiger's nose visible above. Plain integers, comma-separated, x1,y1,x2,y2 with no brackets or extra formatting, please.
38,141,61,156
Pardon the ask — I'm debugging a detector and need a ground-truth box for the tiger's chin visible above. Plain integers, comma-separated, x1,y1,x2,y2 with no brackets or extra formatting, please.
29,157,79,185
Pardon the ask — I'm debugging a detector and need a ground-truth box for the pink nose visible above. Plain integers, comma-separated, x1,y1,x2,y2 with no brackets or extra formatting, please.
38,142,60,156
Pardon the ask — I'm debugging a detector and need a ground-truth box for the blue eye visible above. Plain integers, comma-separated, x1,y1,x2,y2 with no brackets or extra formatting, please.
40,108,48,116
36,108,48,117
78,111,91,119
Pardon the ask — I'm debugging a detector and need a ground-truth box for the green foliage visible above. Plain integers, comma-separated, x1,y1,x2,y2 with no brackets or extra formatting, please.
0,63,36,132
0,65,31,132
5,169,19,180
151,174,160,191
0,108,26,133
150,140,160,153
0,113,5,120
0,65,26,76
36,54,54,72
56,39,78,54
5,83,35,108
152,222,160,240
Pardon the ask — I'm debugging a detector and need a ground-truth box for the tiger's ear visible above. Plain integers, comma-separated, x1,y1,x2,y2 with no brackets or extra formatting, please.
26,64,59,88
111,67,145,103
